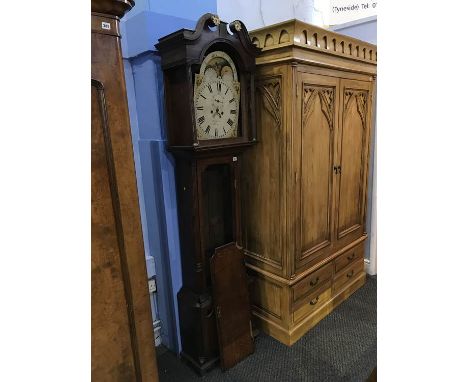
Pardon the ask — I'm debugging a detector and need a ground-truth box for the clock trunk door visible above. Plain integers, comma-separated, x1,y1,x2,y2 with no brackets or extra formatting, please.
295,73,339,270
334,78,372,249
197,157,240,288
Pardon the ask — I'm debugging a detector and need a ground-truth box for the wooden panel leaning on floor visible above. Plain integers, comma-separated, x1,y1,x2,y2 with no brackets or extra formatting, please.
243,20,377,346
91,0,158,380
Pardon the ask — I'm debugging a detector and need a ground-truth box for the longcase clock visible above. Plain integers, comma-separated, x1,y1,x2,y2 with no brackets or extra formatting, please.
156,13,259,374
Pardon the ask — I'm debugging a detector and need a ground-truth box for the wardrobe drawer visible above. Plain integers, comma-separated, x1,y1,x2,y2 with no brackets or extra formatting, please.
292,284,331,324
333,260,364,293
334,243,364,274
292,262,333,303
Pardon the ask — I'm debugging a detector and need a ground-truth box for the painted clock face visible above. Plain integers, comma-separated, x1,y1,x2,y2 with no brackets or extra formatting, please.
194,51,240,140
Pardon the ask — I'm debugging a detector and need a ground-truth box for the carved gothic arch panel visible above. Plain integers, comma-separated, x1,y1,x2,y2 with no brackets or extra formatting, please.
256,77,282,129
303,85,335,130
344,89,368,127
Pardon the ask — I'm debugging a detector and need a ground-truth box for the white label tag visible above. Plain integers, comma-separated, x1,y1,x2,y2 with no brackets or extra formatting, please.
148,279,157,293
101,22,111,30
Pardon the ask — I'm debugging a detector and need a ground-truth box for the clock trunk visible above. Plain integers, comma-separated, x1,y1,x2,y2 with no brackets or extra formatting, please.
157,13,259,374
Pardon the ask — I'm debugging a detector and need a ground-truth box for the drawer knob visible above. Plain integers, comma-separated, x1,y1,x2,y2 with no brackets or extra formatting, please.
347,253,355,261
310,277,320,287
310,297,319,305
346,270,354,278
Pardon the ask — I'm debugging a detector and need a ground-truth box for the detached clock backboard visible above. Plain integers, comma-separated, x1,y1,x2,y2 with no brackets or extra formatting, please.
156,13,260,375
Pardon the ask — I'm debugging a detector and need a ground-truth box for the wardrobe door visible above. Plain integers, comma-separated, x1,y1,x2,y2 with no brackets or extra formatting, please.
335,79,372,248
294,73,339,270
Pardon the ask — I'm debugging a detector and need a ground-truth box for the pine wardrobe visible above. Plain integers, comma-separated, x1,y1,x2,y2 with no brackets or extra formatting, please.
242,20,377,345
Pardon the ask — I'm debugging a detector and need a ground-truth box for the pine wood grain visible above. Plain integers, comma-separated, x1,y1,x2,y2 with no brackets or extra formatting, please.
243,20,376,345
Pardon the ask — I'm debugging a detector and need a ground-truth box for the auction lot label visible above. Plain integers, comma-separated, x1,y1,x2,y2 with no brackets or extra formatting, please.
329,0,377,25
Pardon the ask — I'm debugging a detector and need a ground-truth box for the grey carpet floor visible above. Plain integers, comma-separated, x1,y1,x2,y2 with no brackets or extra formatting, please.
157,275,376,382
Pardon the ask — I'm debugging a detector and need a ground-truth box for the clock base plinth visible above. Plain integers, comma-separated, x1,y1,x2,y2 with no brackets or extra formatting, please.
177,287,219,375
180,351,219,376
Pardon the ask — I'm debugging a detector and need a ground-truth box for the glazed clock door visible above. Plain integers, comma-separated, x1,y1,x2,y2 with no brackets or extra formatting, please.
295,73,339,270
334,78,372,249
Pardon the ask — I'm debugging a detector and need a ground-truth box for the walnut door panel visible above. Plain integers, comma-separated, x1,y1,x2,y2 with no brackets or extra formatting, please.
91,82,137,380
295,73,339,269
92,9,159,379
242,76,285,275
335,79,372,247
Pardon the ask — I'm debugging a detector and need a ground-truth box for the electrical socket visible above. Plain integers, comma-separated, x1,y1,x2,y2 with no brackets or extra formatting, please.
148,278,157,293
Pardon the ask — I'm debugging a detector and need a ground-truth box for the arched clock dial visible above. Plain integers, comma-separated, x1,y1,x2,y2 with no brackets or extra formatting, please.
194,51,240,140
195,78,239,139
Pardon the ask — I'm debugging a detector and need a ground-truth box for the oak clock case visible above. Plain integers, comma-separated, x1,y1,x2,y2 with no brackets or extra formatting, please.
156,14,259,374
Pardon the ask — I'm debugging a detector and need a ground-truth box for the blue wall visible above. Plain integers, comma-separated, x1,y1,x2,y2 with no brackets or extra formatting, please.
330,16,376,45
121,2,377,353
121,0,217,353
